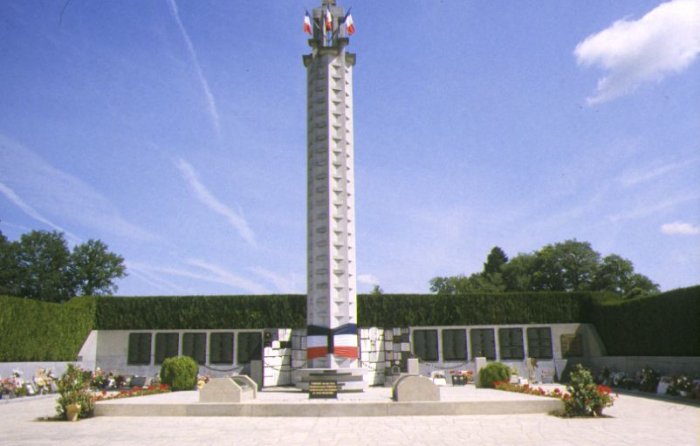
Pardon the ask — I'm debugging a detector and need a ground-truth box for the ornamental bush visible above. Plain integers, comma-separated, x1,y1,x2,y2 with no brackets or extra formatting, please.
159,356,198,391
564,364,614,417
478,362,511,388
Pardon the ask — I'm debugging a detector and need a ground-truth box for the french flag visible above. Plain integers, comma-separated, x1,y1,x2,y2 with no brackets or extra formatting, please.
324,8,332,32
333,324,358,359
345,14,355,36
303,12,312,35
307,325,329,360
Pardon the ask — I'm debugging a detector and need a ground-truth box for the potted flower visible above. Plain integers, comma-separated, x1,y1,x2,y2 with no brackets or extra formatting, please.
56,364,94,421
671,375,692,397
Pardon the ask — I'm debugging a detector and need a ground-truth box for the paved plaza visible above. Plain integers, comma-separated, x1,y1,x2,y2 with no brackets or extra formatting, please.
0,389,698,446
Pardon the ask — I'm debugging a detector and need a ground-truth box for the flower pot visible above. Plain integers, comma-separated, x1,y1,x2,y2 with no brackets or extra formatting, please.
66,403,81,422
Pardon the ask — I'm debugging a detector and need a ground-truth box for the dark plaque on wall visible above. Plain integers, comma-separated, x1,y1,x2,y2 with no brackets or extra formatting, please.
308,380,339,399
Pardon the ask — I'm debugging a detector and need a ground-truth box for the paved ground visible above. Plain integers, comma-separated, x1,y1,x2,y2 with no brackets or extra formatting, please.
1,389,698,446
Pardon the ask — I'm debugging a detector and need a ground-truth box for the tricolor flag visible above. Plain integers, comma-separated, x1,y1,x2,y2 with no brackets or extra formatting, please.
324,8,332,32
303,12,312,35
345,14,355,36
333,324,358,359
307,325,329,360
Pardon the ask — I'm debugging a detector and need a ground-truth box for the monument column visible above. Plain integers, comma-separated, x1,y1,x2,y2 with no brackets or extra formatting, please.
303,0,358,371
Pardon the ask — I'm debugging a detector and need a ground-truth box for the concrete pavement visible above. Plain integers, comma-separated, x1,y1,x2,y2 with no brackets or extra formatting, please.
0,390,698,445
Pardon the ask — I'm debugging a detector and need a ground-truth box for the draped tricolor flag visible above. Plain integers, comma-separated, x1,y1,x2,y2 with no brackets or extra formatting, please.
303,11,312,35
332,324,358,359
324,8,332,32
345,14,355,36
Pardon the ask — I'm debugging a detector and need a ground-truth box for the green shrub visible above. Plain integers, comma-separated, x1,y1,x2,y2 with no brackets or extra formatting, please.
56,364,95,420
564,364,614,417
478,362,511,388
159,356,198,391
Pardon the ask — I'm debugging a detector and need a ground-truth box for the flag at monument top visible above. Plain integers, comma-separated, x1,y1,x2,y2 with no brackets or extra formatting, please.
303,12,312,34
324,8,332,31
345,14,355,35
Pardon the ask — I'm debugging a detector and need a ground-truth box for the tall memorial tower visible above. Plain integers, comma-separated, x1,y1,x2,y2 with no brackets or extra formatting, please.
303,0,359,372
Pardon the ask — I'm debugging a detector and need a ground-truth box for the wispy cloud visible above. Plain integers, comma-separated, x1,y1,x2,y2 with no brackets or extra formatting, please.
0,135,156,242
128,260,269,294
575,0,700,104
167,0,221,135
608,193,700,222
187,259,269,293
125,262,192,294
661,221,700,235
176,158,256,247
0,181,80,243
618,158,700,187
357,274,380,287
248,267,301,293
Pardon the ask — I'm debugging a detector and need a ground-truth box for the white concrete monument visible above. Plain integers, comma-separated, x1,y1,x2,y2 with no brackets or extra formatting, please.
303,0,360,374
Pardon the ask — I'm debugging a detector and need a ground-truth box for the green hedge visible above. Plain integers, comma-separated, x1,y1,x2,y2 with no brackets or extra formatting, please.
2,287,697,361
589,286,700,356
95,295,307,330
358,292,595,327
0,295,96,361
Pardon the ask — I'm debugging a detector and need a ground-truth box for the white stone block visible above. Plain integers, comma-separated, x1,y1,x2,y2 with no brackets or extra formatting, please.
401,343,410,352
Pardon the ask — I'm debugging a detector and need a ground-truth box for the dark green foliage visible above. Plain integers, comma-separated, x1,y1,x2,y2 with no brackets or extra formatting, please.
95,295,307,329
478,362,511,388
589,286,700,356
1,287,697,361
0,295,96,361
432,240,659,296
0,229,127,302
358,293,594,328
159,356,198,391
56,364,95,419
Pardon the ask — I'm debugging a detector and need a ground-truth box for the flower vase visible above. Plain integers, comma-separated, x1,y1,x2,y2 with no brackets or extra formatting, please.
66,403,81,422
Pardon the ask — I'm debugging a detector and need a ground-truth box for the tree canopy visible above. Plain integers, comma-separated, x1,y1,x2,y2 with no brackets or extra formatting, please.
430,240,659,298
0,229,127,302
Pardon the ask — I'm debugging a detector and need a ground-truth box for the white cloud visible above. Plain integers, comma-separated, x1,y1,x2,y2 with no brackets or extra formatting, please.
575,0,700,104
357,274,380,287
176,158,256,247
128,259,269,294
0,135,155,242
0,181,80,243
608,193,700,222
619,158,700,187
167,0,220,135
661,221,700,235
187,259,269,294
248,267,301,293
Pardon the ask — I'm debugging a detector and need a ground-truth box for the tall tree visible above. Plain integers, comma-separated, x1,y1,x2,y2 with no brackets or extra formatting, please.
0,229,127,302
531,240,600,292
70,239,126,296
13,231,74,302
431,240,659,297
483,247,508,275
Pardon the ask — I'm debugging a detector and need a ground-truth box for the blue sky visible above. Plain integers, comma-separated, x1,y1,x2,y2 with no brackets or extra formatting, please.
1,0,698,296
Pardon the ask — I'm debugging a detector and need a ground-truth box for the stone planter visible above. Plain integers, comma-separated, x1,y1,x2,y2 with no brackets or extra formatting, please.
66,403,81,422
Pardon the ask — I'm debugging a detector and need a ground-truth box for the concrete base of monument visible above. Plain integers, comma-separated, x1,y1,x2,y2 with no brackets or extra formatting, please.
294,368,368,392
94,384,565,417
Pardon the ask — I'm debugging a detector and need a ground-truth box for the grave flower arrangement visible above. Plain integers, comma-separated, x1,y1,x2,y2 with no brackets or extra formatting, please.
668,375,692,396
638,367,660,393
564,364,615,417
